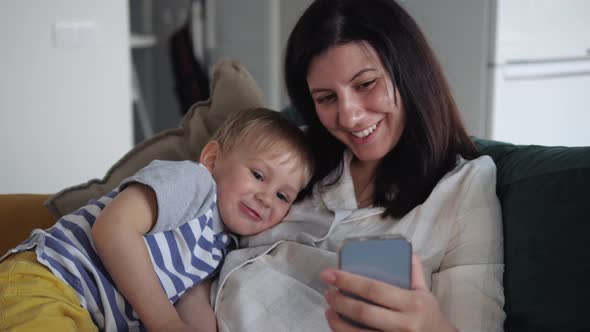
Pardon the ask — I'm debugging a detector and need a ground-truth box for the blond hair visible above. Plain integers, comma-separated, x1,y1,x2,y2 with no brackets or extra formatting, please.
211,107,313,184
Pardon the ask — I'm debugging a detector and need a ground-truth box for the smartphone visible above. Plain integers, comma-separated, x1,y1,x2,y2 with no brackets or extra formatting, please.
337,235,412,328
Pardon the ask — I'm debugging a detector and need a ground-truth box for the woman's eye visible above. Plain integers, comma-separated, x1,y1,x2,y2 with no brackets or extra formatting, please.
358,79,377,90
250,169,263,181
316,93,336,104
276,192,290,203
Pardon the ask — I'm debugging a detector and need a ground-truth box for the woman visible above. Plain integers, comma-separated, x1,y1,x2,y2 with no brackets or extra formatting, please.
210,0,504,331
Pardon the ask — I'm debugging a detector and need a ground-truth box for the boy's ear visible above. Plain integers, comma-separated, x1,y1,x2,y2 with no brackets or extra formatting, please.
199,141,221,172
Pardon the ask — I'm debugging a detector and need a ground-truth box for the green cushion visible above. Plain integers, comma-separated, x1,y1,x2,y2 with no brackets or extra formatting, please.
475,138,590,332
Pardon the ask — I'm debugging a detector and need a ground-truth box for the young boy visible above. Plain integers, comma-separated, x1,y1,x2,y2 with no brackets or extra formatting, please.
0,108,313,332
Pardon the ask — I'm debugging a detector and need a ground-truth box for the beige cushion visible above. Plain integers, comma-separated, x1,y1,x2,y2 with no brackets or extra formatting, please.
44,59,265,217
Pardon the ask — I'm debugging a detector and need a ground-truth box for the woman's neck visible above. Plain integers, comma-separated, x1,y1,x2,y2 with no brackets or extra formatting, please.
350,158,379,208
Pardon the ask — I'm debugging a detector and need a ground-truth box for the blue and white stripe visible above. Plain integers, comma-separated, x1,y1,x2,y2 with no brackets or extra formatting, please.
14,190,231,331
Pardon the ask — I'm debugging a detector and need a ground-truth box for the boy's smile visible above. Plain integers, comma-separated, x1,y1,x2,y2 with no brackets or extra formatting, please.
201,141,308,236
239,202,262,221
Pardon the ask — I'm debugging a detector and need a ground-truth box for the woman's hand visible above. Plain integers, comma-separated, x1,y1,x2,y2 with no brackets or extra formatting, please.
320,255,458,332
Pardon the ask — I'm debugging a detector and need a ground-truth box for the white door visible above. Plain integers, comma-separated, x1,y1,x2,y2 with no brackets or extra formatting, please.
490,59,590,147
495,0,590,63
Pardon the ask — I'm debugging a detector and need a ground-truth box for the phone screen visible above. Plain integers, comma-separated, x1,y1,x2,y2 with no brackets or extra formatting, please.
337,236,412,329
339,236,411,289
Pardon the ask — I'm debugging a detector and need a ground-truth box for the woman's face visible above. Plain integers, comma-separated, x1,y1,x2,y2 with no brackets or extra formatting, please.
306,42,405,166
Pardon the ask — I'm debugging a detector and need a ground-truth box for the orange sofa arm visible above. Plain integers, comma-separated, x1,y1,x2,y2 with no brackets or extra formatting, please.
0,194,57,255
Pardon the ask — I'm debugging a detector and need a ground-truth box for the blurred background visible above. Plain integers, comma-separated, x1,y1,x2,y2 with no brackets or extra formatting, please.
1,0,588,193
128,0,313,141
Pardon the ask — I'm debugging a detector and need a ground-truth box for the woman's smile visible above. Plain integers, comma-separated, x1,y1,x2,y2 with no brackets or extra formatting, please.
307,42,405,164
351,120,379,138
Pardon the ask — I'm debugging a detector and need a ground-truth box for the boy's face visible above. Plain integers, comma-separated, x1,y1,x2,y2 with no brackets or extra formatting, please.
203,142,308,236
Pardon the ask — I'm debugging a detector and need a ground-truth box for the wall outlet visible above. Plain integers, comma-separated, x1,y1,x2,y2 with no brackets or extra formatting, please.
53,21,98,48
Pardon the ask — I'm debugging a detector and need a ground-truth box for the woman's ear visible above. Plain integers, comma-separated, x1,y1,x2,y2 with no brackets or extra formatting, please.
199,141,221,172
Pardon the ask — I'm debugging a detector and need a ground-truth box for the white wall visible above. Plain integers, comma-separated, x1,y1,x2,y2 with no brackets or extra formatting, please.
0,0,132,194
279,0,314,107
212,0,312,110
402,0,492,138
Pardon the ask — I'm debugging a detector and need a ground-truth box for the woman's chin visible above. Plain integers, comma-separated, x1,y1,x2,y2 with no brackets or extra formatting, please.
350,149,387,165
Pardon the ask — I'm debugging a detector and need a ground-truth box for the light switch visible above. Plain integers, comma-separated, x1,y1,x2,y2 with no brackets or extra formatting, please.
53,21,98,48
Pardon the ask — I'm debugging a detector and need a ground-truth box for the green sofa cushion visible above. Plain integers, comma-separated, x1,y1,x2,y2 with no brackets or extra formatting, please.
476,139,590,332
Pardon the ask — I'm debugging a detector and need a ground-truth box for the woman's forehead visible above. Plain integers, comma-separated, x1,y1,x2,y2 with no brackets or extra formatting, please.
307,42,383,84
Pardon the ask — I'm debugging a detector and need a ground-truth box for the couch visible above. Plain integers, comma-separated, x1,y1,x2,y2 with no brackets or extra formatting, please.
2,60,589,332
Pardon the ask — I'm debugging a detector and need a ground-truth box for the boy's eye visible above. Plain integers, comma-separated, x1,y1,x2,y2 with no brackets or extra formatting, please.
276,192,290,203
250,169,263,181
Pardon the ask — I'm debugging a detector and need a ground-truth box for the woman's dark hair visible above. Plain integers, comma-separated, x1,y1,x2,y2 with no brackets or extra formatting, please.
285,0,479,218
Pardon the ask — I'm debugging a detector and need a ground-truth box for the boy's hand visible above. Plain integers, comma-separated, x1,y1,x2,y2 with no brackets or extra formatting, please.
153,318,194,332
175,279,217,332
93,184,183,332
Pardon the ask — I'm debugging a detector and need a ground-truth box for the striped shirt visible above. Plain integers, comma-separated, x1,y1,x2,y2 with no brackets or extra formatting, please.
6,160,233,331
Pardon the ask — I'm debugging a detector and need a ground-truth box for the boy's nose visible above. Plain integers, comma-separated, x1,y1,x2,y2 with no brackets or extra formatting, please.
255,191,272,207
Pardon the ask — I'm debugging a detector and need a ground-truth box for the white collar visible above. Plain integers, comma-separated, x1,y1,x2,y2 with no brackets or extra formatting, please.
316,150,358,212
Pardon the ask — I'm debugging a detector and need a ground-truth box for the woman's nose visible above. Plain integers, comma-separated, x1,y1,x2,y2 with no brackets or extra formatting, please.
337,93,363,129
